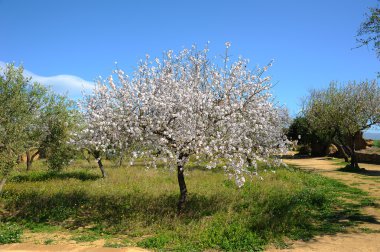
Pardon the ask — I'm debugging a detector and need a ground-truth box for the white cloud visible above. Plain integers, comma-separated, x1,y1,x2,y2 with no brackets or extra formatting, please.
0,61,95,98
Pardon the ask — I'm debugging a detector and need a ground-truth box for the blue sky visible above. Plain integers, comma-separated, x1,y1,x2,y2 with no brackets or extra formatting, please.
1,0,379,117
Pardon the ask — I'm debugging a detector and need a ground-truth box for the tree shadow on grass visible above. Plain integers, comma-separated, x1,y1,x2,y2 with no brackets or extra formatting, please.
10,171,101,182
2,190,230,229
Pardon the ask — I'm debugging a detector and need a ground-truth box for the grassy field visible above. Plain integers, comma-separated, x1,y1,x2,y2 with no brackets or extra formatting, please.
0,159,374,251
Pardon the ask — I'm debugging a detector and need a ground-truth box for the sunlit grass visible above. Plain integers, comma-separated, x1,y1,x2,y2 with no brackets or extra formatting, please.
0,159,373,251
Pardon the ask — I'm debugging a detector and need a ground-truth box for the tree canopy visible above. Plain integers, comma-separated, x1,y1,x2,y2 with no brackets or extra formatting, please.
76,44,288,211
0,64,78,192
357,1,380,59
303,80,380,168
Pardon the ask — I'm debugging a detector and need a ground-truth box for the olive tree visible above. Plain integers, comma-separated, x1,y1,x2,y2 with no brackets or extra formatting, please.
304,81,380,168
0,64,36,191
0,64,79,193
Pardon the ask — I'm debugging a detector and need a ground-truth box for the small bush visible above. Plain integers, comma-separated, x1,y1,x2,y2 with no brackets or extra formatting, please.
202,218,265,251
298,145,311,156
137,234,171,249
0,222,23,244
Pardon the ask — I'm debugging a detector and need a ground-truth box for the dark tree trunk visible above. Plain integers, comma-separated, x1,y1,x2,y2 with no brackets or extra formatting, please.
97,158,106,178
177,153,188,213
0,177,7,193
26,149,39,171
16,155,23,164
350,135,360,169
332,141,349,162
26,150,32,171
93,151,106,178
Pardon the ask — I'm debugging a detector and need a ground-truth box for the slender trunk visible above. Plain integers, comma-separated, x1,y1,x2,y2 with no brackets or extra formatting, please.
0,177,7,194
97,158,106,178
350,135,359,169
332,141,349,162
26,150,32,171
177,153,188,213
25,149,39,171
93,151,106,178
16,155,22,164
118,153,123,167
96,158,106,178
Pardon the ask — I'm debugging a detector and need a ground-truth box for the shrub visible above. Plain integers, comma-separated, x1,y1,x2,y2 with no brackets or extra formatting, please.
0,222,23,244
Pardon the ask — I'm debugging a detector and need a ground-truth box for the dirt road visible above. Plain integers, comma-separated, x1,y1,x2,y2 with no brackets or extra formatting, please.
267,157,380,252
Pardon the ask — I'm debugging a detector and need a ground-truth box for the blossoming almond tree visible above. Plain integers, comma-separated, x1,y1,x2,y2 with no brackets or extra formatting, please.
81,43,288,211
73,83,120,177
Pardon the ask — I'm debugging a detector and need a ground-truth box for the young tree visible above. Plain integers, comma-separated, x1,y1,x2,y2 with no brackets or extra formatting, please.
304,81,380,168
73,84,126,178
83,44,288,211
42,94,79,171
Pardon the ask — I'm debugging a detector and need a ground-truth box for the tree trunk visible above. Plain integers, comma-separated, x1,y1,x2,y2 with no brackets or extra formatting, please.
177,153,188,213
93,151,106,178
0,177,7,194
26,149,39,171
350,135,360,169
118,153,123,167
16,155,23,164
332,141,349,162
97,158,106,178
26,150,32,171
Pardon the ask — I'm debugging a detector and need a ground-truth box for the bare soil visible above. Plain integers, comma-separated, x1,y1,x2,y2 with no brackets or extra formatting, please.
267,156,380,252
0,243,147,252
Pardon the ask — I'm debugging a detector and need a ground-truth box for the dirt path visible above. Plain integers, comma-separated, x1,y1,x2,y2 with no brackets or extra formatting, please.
0,243,147,252
268,157,380,252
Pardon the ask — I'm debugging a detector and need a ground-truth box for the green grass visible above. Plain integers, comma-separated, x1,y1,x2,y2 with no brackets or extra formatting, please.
71,233,100,243
44,238,54,245
0,159,374,251
373,140,380,148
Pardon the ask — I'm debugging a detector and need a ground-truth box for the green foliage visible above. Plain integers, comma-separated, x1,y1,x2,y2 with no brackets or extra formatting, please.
374,140,380,148
0,63,79,180
0,222,23,244
287,116,313,144
0,64,33,177
304,81,380,165
43,94,79,171
0,160,373,251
